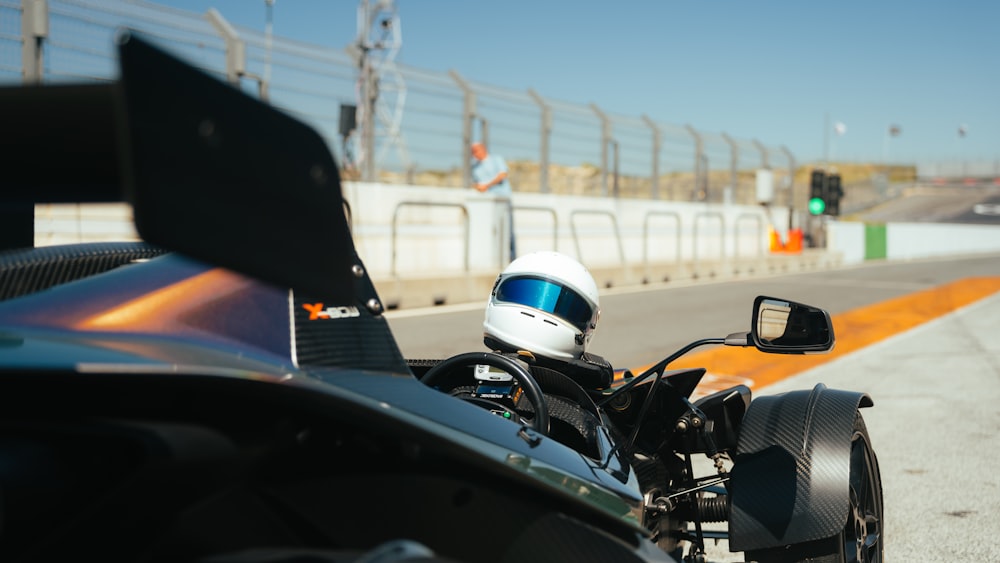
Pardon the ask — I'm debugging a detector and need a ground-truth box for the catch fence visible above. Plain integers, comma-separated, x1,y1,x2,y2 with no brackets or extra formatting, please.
4,0,811,208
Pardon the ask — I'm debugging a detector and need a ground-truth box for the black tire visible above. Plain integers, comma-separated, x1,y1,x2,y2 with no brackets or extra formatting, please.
745,412,883,563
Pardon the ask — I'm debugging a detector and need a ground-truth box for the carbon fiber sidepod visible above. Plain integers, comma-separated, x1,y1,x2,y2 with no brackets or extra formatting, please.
728,383,873,551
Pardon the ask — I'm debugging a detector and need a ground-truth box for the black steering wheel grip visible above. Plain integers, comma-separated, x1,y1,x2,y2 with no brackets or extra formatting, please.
420,351,550,435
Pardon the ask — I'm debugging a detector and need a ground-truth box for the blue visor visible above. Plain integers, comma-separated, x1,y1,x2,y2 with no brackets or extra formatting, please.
495,276,595,332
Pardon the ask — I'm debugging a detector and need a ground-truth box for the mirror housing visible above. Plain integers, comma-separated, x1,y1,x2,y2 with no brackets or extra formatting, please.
751,296,834,354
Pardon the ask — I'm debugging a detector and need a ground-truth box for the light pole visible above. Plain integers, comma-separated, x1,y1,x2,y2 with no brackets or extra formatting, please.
882,124,901,164
822,112,829,168
958,124,967,177
831,122,845,162
879,124,901,197
822,114,845,167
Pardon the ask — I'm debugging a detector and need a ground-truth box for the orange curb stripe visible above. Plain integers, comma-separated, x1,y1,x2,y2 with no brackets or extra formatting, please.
652,276,1000,390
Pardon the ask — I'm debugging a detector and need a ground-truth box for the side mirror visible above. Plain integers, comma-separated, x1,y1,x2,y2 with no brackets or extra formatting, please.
751,296,835,354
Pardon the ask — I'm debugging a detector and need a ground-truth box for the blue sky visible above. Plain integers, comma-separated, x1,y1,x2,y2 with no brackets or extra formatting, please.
154,0,997,165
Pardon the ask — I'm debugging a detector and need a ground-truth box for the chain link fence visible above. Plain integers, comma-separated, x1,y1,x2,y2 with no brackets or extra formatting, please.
5,0,881,213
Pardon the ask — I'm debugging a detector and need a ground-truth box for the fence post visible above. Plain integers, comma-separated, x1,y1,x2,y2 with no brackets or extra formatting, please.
590,103,611,196
478,116,489,152
12,0,50,249
450,70,476,190
611,140,620,197
527,89,551,193
721,133,738,204
641,114,661,200
752,139,771,209
21,0,48,84
780,145,796,229
685,124,704,201
753,139,770,169
205,9,245,85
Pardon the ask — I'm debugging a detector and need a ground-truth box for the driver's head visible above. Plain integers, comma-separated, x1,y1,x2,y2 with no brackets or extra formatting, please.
483,251,600,361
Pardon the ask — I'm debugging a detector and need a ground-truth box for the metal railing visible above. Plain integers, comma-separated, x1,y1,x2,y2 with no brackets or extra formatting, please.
25,196,796,279
512,205,559,253
569,210,625,269
734,214,764,258
390,201,469,277
692,212,726,270
642,211,682,269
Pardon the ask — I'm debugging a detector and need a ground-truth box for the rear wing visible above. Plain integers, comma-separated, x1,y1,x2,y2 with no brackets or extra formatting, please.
1,31,355,304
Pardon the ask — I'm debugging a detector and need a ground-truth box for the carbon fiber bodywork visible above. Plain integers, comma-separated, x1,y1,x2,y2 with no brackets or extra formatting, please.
0,242,166,300
291,256,410,374
728,384,874,551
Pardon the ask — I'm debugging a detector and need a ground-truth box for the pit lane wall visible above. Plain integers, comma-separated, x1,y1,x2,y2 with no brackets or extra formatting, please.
826,221,1000,264
37,183,1000,311
341,182,834,309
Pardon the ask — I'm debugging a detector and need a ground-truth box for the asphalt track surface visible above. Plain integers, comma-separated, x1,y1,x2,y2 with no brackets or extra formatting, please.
386,252,1000,562
854,184,1000,225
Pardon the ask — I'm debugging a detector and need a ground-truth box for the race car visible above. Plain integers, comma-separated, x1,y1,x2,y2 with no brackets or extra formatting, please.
0,32,882,563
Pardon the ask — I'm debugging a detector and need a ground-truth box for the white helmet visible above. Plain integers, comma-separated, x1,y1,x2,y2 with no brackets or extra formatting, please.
483,251,600,361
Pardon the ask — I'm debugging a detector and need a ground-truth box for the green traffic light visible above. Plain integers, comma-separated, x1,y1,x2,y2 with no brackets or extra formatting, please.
808,197,826,215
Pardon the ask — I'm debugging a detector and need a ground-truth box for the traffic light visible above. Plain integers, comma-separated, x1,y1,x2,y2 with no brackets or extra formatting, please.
826,173,842,216
808,169,826,215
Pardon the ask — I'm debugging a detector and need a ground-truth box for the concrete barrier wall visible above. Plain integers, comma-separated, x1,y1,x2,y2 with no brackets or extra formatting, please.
32,183,847,309
343,181,786,276
340,182,847,308
827,220,1000,265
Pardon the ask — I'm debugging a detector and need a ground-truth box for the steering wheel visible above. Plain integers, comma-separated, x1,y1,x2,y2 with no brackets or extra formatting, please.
420,352,550,435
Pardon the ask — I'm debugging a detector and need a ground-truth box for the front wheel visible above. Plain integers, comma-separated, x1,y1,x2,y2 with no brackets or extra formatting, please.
745,413,883,563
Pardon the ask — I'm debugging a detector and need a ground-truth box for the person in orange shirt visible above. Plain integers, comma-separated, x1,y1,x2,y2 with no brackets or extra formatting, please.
471,142,516,259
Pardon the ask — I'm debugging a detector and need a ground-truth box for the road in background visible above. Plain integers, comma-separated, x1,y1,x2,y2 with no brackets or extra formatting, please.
386,253,1000,370
853,184,1000,225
